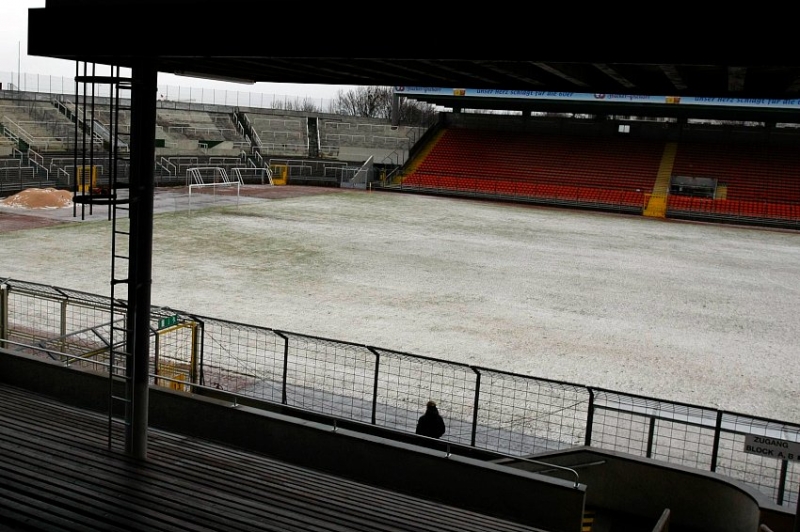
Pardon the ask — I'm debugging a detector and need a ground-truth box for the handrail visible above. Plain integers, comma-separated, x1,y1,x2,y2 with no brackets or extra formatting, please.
194,377,582,489
27,147,44,167
158,156,177,176
251,128,262,147
56,167,70,184
1,127,20,146
479,449,582,488
27,148,49,179
1,116,36,146
652,508,670,532
1,339,113,368
335,419,582,488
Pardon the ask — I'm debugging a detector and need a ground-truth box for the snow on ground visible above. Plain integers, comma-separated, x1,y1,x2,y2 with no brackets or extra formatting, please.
1,189,799,423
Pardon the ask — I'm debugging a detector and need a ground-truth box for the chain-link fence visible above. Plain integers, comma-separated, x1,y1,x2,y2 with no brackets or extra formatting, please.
1,277,798,508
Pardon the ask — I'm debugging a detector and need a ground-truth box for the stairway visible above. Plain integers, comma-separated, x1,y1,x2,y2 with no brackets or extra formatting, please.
308,116,320,158
644,142,677,218
397,128,446,184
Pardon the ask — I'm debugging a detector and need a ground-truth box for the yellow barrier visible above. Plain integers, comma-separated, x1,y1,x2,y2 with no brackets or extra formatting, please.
76,165,97,193
270,164,288,185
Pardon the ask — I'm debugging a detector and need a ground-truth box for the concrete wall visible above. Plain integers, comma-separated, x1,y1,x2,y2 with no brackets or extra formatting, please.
515,447,774,532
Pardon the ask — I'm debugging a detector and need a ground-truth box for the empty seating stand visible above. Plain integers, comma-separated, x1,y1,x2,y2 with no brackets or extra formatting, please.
403,128,663,212
0,383,550,532
156,108,247,155
668,140,800,226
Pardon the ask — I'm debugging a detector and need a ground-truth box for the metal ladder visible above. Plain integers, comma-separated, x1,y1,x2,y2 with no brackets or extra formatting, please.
74,63,135,452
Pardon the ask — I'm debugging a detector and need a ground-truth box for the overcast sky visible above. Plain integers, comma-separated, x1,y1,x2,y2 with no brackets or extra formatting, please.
0,1,359,100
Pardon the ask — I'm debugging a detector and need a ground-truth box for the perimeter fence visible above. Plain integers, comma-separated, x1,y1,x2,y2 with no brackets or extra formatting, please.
1,71,337,112
1,277,798,508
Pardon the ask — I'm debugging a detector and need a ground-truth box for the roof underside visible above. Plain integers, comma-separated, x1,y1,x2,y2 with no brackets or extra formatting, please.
27,2,800,102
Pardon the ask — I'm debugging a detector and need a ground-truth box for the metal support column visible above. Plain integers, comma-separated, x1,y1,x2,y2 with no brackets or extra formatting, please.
127,62,158,460
391,91,399,127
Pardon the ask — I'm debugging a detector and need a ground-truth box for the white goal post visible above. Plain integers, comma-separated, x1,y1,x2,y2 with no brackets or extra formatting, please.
186,166,240,209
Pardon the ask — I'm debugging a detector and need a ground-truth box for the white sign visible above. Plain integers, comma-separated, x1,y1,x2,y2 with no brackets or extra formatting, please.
744,435,800,461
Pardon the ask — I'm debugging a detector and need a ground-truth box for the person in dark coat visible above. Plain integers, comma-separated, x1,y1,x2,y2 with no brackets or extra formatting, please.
416,400,446,438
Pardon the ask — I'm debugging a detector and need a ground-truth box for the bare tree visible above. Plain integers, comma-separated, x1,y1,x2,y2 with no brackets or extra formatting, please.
332,86,391,118
267,96,324,113
396,94,439,127
332,86,437,125
286,97,323,113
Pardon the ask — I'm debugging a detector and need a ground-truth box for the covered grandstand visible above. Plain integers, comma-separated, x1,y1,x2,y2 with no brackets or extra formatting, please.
1,1,799,531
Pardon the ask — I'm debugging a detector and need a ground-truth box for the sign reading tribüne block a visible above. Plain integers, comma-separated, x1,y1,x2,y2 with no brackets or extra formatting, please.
744,435,800,461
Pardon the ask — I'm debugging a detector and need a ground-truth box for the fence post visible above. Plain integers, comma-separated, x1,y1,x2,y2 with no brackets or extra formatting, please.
778,459,789,505
369,347,380,425
470,368,481,447
646,416,656,458
60,299,68,340
710,410,723,472
584,388,595,446
0,282,8,347
276,331,289,404
193,317,205,386
153,329,161,383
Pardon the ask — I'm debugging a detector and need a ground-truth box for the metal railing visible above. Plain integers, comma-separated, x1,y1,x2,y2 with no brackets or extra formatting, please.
1,71,338,113
0,277,798,508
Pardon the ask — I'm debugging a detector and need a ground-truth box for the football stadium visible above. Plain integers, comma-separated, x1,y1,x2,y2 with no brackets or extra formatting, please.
1,4,800,532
